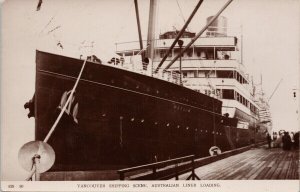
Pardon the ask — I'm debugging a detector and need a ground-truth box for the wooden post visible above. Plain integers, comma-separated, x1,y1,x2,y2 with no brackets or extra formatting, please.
175,163,179,180
120,172,125,180
152,166,157,179
191,159,195,180
186,156,200,180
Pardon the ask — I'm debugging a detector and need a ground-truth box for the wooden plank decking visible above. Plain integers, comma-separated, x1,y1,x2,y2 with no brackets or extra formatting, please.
178,145,299,180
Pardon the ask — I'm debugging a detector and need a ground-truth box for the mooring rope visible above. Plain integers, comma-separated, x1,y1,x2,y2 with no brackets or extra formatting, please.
26,58,88,181
43,58,87,143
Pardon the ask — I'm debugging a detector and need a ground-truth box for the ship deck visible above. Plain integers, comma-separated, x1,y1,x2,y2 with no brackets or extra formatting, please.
177,145,299,180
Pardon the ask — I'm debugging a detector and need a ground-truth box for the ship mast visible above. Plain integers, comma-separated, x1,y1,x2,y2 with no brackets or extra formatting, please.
146,0,158,71
134,0,144,62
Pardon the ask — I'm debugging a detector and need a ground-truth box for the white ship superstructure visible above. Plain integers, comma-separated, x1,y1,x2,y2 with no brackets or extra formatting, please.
116,16,264,131
254,82,273,133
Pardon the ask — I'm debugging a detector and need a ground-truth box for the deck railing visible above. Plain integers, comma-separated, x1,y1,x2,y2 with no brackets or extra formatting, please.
117,155,200,180
102,61,181,85
117,141,267,180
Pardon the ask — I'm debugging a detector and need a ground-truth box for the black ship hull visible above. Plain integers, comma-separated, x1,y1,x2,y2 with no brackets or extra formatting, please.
33,50,258,171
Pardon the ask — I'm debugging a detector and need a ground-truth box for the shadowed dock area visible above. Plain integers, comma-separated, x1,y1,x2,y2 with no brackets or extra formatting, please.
178,146,299,180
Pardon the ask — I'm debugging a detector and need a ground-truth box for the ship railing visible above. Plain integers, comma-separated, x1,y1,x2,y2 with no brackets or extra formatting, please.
117,155,200,180
102,61,181,85
115,36,236,53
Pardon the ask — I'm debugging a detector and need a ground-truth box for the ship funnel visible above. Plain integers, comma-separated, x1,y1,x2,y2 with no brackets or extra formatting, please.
206,16,227,37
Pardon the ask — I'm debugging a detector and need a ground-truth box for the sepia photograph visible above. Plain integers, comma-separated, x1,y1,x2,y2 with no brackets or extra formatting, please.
1,0,299,191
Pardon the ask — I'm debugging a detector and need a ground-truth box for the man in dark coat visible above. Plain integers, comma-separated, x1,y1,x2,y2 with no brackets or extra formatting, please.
282,132,292,150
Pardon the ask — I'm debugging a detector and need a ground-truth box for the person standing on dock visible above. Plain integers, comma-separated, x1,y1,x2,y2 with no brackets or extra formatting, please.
266,133,272,149
282,132,292,150
290,132,295,149
273,132,278,141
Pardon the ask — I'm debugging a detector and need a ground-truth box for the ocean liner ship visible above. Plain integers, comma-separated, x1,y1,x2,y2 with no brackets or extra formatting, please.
116,15,269,149
25,0,268,172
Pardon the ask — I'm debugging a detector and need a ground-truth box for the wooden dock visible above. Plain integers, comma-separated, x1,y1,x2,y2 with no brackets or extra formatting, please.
178,145,299,180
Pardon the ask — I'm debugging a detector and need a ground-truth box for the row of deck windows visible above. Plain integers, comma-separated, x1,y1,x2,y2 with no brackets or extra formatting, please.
158,48,232,60
159,50,194,58
182,70,248,85
195,88,258,115
216,89,258,114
